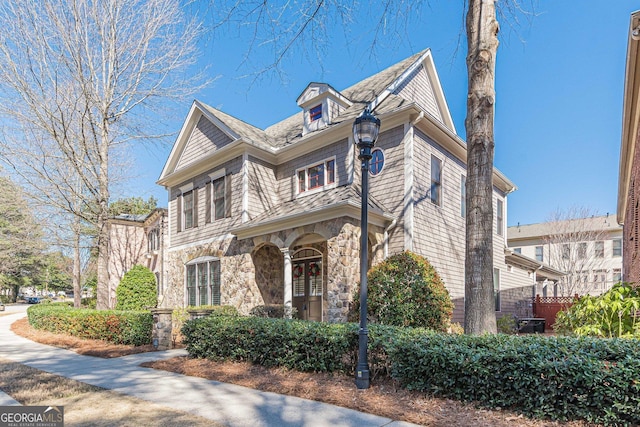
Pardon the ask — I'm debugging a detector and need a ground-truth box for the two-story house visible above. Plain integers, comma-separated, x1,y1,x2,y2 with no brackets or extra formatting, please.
507,215,622,297
155,49,560,323
105,209,167,308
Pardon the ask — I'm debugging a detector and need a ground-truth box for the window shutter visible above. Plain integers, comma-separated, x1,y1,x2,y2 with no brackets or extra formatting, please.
176,193,182,233
193,187,199,227
205,181,212,224
225,174,232,218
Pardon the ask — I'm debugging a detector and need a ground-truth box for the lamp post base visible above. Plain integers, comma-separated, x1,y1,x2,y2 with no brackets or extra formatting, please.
355,367,370,389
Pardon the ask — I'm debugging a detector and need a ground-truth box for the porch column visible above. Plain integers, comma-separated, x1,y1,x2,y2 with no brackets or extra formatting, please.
281,247,293,318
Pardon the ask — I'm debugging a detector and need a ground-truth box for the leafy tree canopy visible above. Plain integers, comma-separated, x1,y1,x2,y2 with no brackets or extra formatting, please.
109,196,158,217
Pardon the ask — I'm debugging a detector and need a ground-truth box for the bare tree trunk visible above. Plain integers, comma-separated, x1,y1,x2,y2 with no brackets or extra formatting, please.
464,0,499,334
73,223,82,308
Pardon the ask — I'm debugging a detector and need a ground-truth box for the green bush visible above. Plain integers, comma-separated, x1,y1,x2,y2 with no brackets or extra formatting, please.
387,333,640,425
183,314,640,425
349,251,453,331
496,314,518,334
27,303,152,346
115,265,157,311
249,304,297,318
555,283,640,338
182,315,359,373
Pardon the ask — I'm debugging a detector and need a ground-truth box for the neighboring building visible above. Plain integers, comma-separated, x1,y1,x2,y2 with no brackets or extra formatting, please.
507,215,623,297
618,10,640,284
155,48,557,323
105,208,167,309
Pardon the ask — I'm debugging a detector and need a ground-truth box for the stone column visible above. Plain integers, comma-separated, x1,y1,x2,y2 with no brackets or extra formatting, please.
150,308,173,350
282,247,293,318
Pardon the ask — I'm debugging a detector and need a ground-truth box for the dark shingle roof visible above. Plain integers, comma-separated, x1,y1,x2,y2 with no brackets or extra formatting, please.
236,185,391,229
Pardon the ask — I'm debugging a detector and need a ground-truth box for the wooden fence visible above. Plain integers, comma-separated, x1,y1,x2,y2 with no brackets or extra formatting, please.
532,294,578,332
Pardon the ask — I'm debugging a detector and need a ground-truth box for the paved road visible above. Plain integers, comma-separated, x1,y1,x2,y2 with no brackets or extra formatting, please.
0,305,419,427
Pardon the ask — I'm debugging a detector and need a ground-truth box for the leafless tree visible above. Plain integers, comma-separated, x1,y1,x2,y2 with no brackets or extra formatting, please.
0,0,209,309
543,207,613,296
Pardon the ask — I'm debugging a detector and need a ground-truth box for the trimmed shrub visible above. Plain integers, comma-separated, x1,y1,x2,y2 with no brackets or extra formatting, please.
27,303,152,346
182,314,640,425
350,251,453,331
249,304,297,319
555,283,640,338
115,265,157,311
182,315,358,373
386,332,640,425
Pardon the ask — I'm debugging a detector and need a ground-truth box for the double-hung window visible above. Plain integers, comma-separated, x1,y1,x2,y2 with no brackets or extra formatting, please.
613,238,622,257
460,175,466,217
535,246,543,262
186,257,221,307
148,228,160,252
496,199,504,236
183,190,194,229
213,176,225,220
430,155,442,206
297,158,336,195
595,241,605,258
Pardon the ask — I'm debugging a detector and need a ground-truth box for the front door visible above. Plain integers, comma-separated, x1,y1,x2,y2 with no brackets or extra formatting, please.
292,252,323,321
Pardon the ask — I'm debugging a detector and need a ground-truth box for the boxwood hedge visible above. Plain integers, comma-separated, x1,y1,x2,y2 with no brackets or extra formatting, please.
27,303,152,346
183,314,640,425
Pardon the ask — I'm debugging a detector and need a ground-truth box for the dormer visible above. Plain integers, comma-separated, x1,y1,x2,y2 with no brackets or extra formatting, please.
296,83,352,136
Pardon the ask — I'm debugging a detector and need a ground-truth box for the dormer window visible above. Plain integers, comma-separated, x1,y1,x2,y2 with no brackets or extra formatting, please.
297,157,336,195
297,83,352,136
309,104,322,122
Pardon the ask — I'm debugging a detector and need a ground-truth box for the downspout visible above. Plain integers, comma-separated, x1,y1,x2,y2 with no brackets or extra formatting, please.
383,219,398,258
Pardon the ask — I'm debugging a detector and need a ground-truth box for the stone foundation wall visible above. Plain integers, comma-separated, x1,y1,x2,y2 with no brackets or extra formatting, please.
163,216,385,322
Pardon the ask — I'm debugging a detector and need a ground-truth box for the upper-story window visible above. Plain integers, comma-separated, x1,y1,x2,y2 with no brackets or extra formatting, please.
496,199,504,236
594,240,605,258
613,238,622,257
369,148,385,176
309,104,322,122
297,158,336,195
430,155,442,206
513,247,521,254
460,175,466,217
212,176,226,221
148,228,160,252
578,242,587,259
183,190,195,230
562,244,570,260
535,245,543,262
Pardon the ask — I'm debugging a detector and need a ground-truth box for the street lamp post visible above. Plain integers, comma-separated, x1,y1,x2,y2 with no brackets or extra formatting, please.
353,108,380,390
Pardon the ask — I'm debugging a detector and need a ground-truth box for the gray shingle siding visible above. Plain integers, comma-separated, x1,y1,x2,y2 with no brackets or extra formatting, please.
169,156,242,247
393,64,442,123
367,125,406,254
247,156,279,220
275,139,349,202
176,116,233,171
412,128,466,320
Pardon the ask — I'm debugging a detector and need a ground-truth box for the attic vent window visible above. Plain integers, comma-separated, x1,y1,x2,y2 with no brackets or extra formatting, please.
310,104,322,121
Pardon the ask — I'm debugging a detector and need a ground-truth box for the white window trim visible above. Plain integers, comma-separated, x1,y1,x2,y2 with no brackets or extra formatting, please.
208,168,226,181
430,154,443,207
295,156,337,197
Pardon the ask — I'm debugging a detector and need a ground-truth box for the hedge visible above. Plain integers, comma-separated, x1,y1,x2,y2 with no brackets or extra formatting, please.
27,303,152,346
183,314,640,425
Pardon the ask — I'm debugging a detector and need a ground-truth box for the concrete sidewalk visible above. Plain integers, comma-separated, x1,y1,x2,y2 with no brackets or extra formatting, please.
0,308,418,427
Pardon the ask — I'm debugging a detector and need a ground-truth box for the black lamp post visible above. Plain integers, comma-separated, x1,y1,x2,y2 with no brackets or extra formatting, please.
353,107,380,390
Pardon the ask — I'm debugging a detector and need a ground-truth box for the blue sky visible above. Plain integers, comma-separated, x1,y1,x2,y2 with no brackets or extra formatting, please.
130,1,638,227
